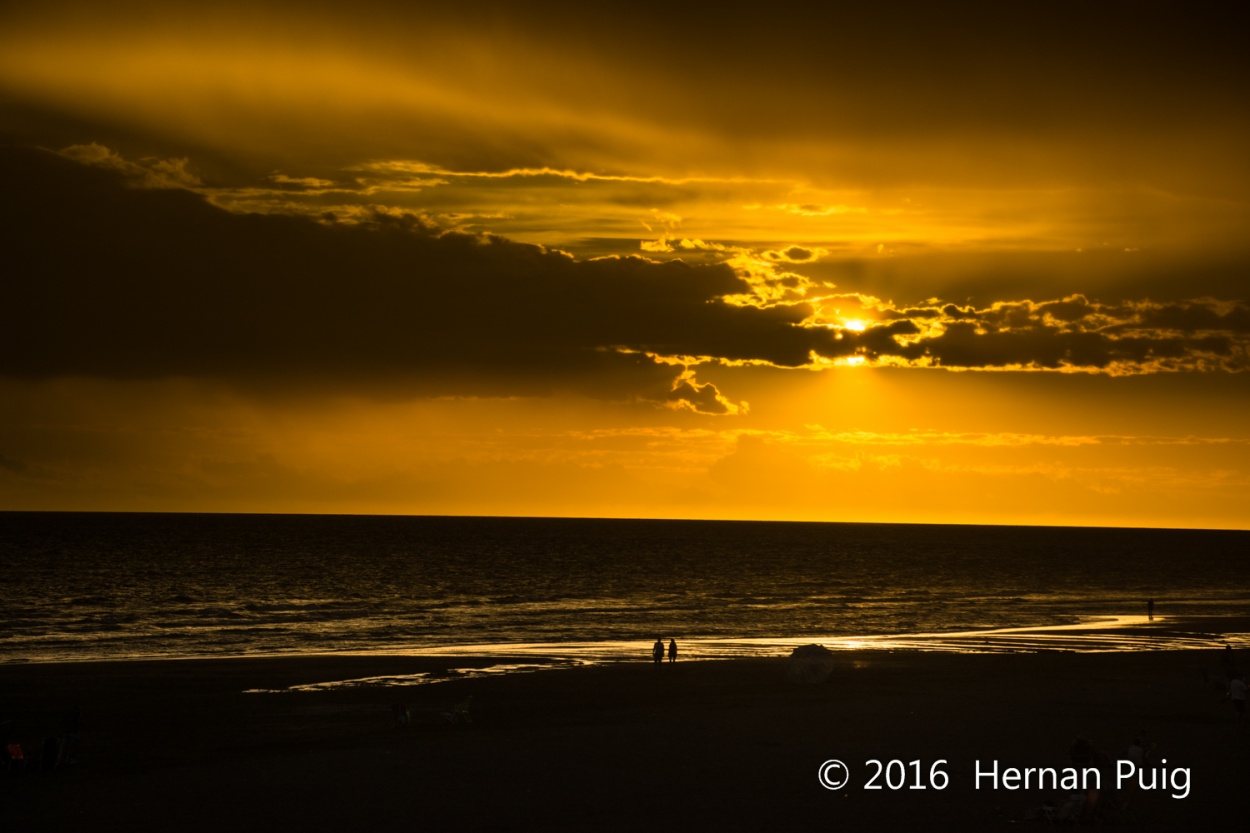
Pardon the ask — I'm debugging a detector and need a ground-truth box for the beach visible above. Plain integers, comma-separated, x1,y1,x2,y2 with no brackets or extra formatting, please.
4,620,1248,830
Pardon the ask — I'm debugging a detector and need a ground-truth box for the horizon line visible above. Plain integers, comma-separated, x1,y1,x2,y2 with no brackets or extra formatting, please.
2,508,1246,534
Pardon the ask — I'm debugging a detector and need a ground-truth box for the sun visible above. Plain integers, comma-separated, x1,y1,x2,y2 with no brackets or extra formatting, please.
843,319,868,332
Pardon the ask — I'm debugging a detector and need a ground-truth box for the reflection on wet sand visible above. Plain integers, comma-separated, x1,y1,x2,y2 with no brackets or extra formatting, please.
249,615,1248,692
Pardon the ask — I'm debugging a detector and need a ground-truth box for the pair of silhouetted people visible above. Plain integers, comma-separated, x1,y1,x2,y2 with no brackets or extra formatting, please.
652,638,678,665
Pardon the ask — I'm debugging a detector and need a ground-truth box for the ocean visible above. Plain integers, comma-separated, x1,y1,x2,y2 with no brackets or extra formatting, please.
2,512,1248,664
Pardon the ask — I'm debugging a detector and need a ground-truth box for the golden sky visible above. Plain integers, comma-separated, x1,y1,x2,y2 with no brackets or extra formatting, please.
3,0,1248,527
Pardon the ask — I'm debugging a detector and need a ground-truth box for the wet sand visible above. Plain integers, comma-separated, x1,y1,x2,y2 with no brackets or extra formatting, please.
3,624,1248,830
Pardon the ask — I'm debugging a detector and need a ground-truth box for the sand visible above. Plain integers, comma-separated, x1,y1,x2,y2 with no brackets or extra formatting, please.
3,624,1248,830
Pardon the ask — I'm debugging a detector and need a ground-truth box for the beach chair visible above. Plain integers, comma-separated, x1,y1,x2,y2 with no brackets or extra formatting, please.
440,695,473,725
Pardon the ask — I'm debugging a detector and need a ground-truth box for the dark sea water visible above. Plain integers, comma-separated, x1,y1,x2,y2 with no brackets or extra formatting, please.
2,512,1248,663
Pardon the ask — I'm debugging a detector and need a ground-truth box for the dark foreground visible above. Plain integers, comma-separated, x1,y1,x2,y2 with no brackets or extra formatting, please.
3,639,1249,830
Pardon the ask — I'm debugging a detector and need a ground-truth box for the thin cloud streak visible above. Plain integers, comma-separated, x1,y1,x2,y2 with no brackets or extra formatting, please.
356,160,783,187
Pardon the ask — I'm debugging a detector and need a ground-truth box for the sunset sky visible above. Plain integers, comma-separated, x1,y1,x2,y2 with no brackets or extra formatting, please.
3,1,1248,528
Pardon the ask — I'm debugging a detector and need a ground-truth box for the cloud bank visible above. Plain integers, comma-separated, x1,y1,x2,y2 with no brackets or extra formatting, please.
3,147,1246,419
5,148,802,413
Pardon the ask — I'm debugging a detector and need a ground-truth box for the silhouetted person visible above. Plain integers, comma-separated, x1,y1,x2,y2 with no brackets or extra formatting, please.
1147,598,1154,620
668,638,677,663
652,638,664,666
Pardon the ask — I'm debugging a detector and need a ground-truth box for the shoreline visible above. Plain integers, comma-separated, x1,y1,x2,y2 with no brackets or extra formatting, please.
4,613,1247,673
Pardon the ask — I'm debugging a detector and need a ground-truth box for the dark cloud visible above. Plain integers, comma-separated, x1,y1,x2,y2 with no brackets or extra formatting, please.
1,148,836,406
1035,295,1095,323
795,250,1250,309
836,298,1250,373
1135,301,1250,334
5,147,1247,400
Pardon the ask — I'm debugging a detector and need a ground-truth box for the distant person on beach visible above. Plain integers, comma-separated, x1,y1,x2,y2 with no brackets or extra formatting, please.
668,638,677,663
653,638,664,665
1147,598,1154,620
1228,672,1246,722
